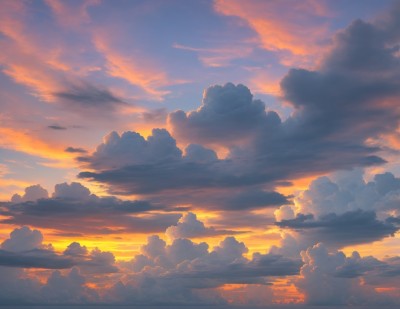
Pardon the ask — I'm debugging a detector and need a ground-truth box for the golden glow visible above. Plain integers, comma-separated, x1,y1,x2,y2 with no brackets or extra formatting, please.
0,127,73,162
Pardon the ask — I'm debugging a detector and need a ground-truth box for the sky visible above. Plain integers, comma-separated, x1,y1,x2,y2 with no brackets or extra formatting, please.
0,0,400,307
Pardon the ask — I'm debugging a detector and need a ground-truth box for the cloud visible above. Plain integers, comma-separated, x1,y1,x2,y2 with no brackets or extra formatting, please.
52,82,126,112
214,0,330,65
41,267,99,304
65,146,87,154
1,226,44,252
0,1,131,117
293,171,400,218
92,32,171,100
11,184,49,203
77,127,292,209
64,242,88,256
47,125,67,130
296,243,396,305
272,170,400,252
0,226,74,269
78,128,182,170
167,11,400,188
0,249,74,269
116,233,301,305
169,83,271,146
165,212,238,239
2,182,180,235
52,182,91,199
276,210,398,248
220,189,289,211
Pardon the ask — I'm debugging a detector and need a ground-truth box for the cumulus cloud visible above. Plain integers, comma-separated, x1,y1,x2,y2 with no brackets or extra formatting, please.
41,267,99,304
276,210,398,248
78,16,400,197
0,218,398,306
274,171,400,248
78,128,182,170
117,233,300,305
1,226,44,252
0,227,73,269
11,185,49,203
165,212,238,239
77,127,293,215
297,243,396,305
2,182,180,235
169,83,272,145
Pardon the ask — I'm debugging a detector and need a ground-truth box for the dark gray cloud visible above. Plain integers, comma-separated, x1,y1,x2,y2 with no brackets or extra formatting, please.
169,83,270,146
65,146,87,153
0,226,74,269
53,82,125,112
276,210,398,247
0,249,74,269
222,189,289,211
48,125,67,130
2,183,181,235
78,128,182,170
81,18,400,193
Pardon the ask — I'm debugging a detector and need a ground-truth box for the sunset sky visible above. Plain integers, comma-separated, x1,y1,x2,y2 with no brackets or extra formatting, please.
0,0,400,307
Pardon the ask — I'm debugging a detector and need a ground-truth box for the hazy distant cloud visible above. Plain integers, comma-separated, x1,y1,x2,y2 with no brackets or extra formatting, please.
140,108,168,122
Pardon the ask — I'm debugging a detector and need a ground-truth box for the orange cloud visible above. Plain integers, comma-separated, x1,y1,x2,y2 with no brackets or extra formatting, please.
214,0,331,66
0,127,71,161
44,0,100,28
173,42,254,68
93,34,171,100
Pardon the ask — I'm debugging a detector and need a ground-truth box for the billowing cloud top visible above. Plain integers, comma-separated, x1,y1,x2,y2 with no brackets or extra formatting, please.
0,0,399,307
